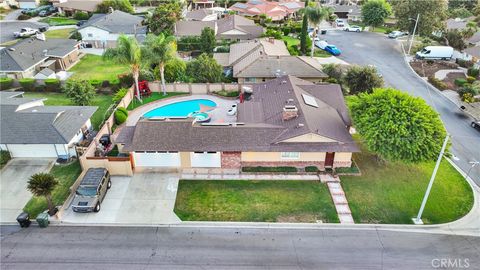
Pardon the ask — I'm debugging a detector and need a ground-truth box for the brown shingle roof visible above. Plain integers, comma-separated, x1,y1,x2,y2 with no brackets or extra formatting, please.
233,56,327,78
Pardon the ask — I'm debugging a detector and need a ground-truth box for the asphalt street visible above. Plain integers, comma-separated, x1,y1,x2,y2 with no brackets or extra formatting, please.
323,30,480,185
0,21,48,44
0,225,479,269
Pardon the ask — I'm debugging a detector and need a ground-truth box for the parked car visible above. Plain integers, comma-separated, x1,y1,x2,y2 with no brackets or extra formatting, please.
343,25,362,32
71,168,111,213
335,19,345,27
21,8,34,14
39,9,52,17
315,40,328,49
38,25,49,32
76,20,87,26
324,45,341,56
415,46,454,60
13,28,40,38
472,121,480,132
388,31,407,38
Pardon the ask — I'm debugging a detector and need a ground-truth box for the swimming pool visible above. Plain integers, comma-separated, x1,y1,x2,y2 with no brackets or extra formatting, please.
143,99,217,118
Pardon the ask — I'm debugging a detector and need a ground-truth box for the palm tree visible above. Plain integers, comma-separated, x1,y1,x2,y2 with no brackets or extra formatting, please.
104,35,143,101
143,33,177,96
27,173,58,216
306,6,332,57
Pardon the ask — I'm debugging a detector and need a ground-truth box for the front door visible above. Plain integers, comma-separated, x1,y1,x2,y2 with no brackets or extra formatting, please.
325,152,335,168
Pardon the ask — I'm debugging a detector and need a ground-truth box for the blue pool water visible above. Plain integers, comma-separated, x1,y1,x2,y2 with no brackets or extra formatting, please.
143,99,217,118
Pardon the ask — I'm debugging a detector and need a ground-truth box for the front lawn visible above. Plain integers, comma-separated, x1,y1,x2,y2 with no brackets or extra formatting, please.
70,55,130,81
127,92,188,110
23,92,114,130
342,147,474,224
44,28,73,39
174,180,339,223
39,17,78,26
23,161,82,218
281,35,300,47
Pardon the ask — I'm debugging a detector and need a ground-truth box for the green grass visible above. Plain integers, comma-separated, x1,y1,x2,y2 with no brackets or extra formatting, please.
174,180,339,223
281,36,300,47
281,35,332,57
70,55,130,81
127,92,188,110
341,145,474,224
23,161,82,218
23,92,114,130
39,17,78,26
44,28,73,39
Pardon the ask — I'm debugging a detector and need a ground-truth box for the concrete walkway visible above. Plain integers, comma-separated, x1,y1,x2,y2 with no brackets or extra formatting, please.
434,69,466,80
180,172,321,180
326,181,354,224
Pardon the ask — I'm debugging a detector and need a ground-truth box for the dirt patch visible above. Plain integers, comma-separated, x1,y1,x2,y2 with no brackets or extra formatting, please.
443,72,467,91
410,60,459,77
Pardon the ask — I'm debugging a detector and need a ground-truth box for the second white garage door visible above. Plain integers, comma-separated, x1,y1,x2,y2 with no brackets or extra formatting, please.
134,152,181,167
191,152,221,168
7,144,58,158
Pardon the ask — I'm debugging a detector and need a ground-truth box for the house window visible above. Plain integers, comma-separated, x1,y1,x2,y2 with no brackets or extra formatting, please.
87,33,93,37
281,152,300,160
245,77,256,83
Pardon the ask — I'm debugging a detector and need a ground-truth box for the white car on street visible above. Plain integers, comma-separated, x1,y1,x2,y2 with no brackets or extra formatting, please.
343,25,362,32
13,28,40,38
315,40,328,49
335,19,345,27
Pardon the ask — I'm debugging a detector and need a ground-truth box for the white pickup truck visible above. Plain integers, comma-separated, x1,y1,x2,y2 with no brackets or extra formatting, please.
13,28,40,38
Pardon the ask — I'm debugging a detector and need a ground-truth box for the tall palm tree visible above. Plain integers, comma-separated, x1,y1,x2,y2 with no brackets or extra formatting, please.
306,6,332,57
143,33,177,96
104,35,143,101
27,173,58,216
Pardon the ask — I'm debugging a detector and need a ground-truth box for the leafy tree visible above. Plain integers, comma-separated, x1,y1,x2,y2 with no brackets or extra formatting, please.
69,31,82,41
306,6,332,57
348,88,447,162
300,0,309,55
186,53,223,83
361,0,392,30
146,1,183,35
392,0,448,36
104,35,143,100
162,58,187,82
199,27,216,54
444,29,466,50
96,0,134,13
448,0,476,10
344,65,383,94
63,79,96,106
448,7,473,19
27,173,58,215
322,63,343,81
462,21,478,40
143,33,176,95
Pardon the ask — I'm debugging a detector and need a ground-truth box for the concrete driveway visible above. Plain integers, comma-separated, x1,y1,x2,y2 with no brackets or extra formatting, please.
0,21,48,44
0,159,54,223
61,173,181,224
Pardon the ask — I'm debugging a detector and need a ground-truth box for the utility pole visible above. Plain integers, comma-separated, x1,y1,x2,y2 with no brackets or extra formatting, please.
408,13,420,55
413,134,449,225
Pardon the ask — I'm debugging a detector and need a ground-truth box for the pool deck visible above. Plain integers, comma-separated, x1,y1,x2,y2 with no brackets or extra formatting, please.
126,94,238,126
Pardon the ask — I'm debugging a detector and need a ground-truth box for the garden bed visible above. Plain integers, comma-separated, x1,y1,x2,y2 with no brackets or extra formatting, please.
410,60,459,78
443,72,467,91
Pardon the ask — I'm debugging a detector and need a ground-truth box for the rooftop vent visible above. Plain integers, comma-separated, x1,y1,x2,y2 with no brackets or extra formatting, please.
297,123,304,128
282,105,298,121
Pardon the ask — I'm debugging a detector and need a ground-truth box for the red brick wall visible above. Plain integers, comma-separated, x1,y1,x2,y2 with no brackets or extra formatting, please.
221,152,242,169
333,160,352,168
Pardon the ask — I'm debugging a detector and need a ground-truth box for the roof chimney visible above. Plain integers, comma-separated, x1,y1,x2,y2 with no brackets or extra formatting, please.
282,105,298,121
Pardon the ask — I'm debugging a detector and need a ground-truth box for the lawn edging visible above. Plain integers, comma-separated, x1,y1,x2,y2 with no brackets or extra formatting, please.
55,169,87,221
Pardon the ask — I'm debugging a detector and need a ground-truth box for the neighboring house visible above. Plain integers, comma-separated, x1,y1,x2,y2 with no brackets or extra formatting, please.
77,10,147,48
0,37,79,79
0,0,19,9
446,17,474,31
175,15,264,40
0,92,97,159
328,4,361,21
17,0,38,9
117,75,358,170
192,0,215,9
54,0,102,16
230,0,304,22
185,8,219,21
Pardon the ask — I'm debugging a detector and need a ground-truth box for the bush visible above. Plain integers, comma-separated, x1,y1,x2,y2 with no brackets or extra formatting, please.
262,29,283,39
35,85,45,92
466,76,476,84
109,78,121,91
287,45,300,56
322,63,344,81
459,83,479,98
89,79,102,88
213,90,239,97
428,76,448,90
325,77,338,83
69,31,82,41
214,46,229,53
73,11,89,20
282,26,291,36
242,166,298,173
114,107,128,125
0,150,11,167
118,73,134,87
63,79,96,105
44,78,60,92
177,36,201,51
461,93,475,103
467,68,479,78
17,14,31,20
454,78,468,87
112,87,128,103
19,78,36,91
0,77,13,90
305,166,319,172
456,59,474,68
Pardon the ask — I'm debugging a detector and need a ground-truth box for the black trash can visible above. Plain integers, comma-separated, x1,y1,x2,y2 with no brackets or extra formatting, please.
16,212,31,228
320,30,327,35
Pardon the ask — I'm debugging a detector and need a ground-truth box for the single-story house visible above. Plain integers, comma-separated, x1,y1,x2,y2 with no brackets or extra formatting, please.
185,8,219,21
17,0,38,9
192,0,215,10
117,75,357,170
175,15,264,41
0,37,79,79
230,0,304,21
77,10,147,48
328,4,361,21
54,0,102,15
0,92,97,159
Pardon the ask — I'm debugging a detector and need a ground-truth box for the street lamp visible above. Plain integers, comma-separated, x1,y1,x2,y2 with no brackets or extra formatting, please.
407,14,420,55
465,160,480,181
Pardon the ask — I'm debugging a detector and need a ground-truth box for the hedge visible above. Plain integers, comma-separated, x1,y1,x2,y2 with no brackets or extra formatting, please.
466,76,476,84
44,78,60,92
19,78,36,91
454,78,468,87
89,79,102,88
427,76,448,90
213,90,239,97
0,150,11,167
467,67,479,78
335,165,360,174
242,166,298,173
109,78,121,91
114,107,128,125
0,77,13,90
305,166,319,172
73,11,89,20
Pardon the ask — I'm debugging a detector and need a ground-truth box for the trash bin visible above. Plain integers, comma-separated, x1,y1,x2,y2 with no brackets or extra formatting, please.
320,30,327,35
36,213,49,228
16,212,31,228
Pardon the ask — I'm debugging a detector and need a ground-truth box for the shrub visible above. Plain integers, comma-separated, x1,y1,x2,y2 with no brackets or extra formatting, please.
282,26,291,35
114,107,128,125
109,78,121,91
242,166,298,173
213,90,239,97
18,78,36,91
73,11,89,20
101,80,110,88
454,78,468,87
112,87,128,103
35,85,46,92
69,31,82,41
287,45,300,56
0,150,11,167
214,46,229,53
322,63,344,81
0,77,13,90
118,73,134,87
325,77,338,83
467,67,479,78
456,59,474,68
63,79,96,105
459,83,479,98
305,166,319,172
17,14,31,20
177,36,201,51
428,76,448,90
466,76,476,84
461,93,475,103
262,28,283,39
44,78,60,92
89,79,102,89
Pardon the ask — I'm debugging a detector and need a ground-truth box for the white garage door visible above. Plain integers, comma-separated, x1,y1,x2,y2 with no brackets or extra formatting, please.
8,144,57,158
19,2,37,9
191,152,221,168
134,152,181,167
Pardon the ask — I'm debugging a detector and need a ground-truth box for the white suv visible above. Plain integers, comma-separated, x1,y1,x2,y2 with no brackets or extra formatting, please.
344,25,362,32
13,28,40,38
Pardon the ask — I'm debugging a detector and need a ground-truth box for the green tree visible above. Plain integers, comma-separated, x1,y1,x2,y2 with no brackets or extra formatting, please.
348,88,447,162
448,7,473,19
27,173,58,215
162,58,187,83
392,0,448,36
306,6,332,57
96,0,134,13
322,63,344,82
199,27,216,54
104,35,143,100
361,0,392,30
146,1,183,35
344,65,383,94
63,79,96,106
448,0,476,10
444,29,466,50
143,33,176,96
300,0,309,55
186,54,223,83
